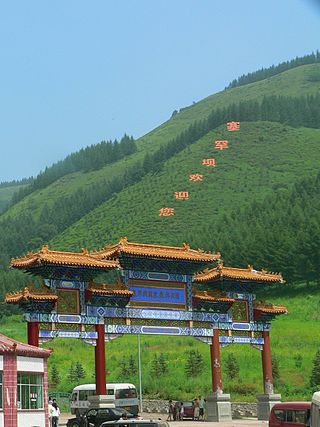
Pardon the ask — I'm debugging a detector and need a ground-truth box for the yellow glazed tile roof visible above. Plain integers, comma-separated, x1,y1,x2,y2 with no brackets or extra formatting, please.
87,282,134,297
10,245,120,270
254,301,288,314
5,285,58,303
193,289,235,303
194,263,283,283
93,237,220,262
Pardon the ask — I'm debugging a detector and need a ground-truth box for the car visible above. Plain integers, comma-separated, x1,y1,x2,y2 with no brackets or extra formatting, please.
269,401,311,427
67,407,135,427
99,420,169,427
173,401,194,420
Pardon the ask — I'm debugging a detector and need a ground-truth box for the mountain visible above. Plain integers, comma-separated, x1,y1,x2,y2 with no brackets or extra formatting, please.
1,54,320,401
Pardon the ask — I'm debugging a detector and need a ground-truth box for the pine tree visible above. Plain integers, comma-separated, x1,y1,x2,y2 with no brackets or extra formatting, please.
50,364,60,389
185,350,203,377
310,349,320,389
294,354,303,369
272,354,280,382
226,353,239,380
128,355,137,375
75,361,86,381
151,354,160,376
67,362,77,383
158,353,169,375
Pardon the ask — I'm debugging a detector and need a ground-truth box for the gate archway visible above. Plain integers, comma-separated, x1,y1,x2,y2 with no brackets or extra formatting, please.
6,238,287,421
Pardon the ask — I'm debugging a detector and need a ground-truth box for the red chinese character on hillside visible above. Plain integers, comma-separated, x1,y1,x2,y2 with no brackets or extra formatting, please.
215,140,228,150
202,158,216,166
227,121,240,131
159,208,175,216
174,191,189,200
189,173,203,182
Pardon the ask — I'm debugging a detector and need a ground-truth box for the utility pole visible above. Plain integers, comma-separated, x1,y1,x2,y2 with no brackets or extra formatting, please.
138,334,143,413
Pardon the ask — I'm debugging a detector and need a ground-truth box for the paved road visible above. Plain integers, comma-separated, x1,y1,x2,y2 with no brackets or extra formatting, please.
59,413,268,426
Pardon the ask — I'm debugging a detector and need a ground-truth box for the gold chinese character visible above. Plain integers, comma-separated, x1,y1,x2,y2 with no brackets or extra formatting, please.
227,121,240,131
214,140,228,150
202,158,216,166
159,208,175,216
189,174,204,182
174,191,189,200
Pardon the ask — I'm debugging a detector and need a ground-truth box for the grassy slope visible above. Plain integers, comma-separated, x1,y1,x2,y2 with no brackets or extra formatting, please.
50,122,320,251
1,281,318,401
0,184,27,213
2,63,320,222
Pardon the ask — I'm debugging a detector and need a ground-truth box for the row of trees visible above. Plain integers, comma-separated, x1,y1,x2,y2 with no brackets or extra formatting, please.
226,51,320,89
206,172,320,284
9,134,136,207
49,349,320,393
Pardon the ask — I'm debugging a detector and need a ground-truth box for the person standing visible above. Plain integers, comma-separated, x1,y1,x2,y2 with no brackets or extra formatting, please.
193,398,200,421
203,399,207,421
51,401,60,427
179,402,184,420
48,398,54,427
167,400,174,421
198,396,204,420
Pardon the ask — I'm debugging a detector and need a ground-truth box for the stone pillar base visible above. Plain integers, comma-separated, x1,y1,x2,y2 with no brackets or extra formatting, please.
88,395,116,409
256,393,281,420
206,393,232,422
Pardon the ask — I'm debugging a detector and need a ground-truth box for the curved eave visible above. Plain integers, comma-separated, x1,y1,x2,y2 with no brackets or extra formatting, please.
5,287,58,304
194,266,283,284
254,306,288,315
193,294,234,304
93,238,220,263
88,289,134,297
10,255,119,270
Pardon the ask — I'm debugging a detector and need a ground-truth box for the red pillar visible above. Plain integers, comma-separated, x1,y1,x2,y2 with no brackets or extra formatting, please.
27,321,39,347
210,327,223,394
261,331,274,394
95,323,106,395
3,353,18,427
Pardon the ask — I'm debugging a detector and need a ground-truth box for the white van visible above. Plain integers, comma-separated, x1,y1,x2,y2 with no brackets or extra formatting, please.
70,383,139,417
311,391,320,427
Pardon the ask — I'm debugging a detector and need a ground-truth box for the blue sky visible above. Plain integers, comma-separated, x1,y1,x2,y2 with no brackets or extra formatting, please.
0,0,319,182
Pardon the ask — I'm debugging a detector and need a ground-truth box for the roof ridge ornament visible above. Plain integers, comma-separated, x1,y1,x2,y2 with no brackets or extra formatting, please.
41,244,49,254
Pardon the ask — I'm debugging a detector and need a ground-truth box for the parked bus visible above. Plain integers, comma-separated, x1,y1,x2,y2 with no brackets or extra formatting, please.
312,392,320,427
70,383,139,417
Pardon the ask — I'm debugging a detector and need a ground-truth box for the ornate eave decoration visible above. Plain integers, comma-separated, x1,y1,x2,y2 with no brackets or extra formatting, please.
194,262,283,283
92,237,220,263
86,282,133,307
5,284,58,304
10,245,120,271
192,289,235,312
254,301,288,321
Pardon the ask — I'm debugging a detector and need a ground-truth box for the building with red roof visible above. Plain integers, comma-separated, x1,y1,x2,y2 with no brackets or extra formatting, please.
0,333,51,427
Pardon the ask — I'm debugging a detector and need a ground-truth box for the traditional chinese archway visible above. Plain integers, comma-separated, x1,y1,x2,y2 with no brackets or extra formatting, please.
6,238,287,421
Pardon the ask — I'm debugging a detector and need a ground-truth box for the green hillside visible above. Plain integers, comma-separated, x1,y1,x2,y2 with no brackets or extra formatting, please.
2,63,320,224
0,183,28,213
50,121,320,252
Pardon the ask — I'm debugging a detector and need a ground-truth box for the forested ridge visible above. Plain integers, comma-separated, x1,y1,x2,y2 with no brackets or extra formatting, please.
226,51,320,89
9,134,136,208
